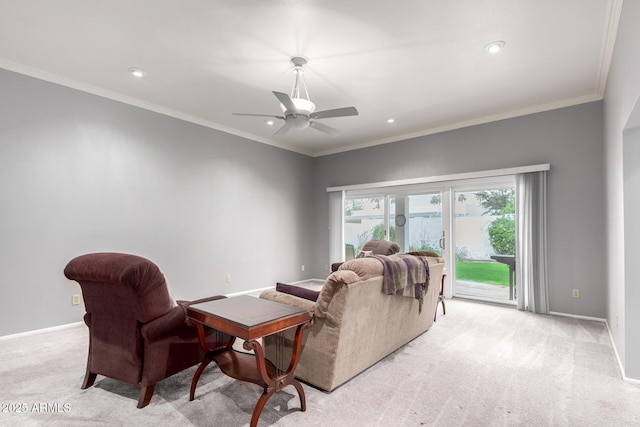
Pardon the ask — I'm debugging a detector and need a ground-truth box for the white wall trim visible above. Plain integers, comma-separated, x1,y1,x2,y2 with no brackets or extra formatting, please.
225,286,274,298
595,0,624,95
314,96,601,157
327,164,551,192
603,319,636,383
1,278,327,339
549,311,606,322
551,310,640,384
0,59,601,160
0,59,314,157
0,321,84,341
227,278,326,297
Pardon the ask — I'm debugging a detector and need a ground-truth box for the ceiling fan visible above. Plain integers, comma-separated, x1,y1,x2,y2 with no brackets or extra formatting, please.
233,57,358,137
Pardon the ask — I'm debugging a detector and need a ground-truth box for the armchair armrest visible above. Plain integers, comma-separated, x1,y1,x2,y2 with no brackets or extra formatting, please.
142,295,226,341
177,294,226,307
141,305,189,342
178,295,226,327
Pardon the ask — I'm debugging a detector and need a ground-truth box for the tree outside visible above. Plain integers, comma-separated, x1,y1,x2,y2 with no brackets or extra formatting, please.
475,189,515,255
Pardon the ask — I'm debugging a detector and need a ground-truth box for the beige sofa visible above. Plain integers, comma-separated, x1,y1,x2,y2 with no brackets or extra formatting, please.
259,253,445,392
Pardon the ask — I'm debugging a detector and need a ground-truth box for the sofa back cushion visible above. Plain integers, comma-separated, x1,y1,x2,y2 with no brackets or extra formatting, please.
361,240,400,255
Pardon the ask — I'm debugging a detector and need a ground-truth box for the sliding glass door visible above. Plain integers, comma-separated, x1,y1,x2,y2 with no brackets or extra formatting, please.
344,191,444,257
338,175,517,305
344,196,385,258
452,182,516,303
388,193,443,254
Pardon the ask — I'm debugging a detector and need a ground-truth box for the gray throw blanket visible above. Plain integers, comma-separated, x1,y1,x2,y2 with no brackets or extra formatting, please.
372,254,430,313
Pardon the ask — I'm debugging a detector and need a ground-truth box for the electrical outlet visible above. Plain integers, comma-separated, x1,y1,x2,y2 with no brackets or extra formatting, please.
226,274,232,283
72,294,81,305
572,289,580,299
301,265,305,272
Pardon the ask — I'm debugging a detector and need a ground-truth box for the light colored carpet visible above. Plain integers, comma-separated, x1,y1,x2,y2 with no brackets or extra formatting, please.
1,299,639,426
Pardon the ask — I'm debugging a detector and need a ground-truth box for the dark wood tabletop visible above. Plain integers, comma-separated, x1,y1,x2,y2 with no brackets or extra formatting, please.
186,295,310,341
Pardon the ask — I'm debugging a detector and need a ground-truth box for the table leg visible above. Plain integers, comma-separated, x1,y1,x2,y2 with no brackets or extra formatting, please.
190,323,235,401
190,358,213,401
242,323,309,427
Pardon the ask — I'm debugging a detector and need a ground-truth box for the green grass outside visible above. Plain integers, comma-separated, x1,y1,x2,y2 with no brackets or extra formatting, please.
455,261,509,286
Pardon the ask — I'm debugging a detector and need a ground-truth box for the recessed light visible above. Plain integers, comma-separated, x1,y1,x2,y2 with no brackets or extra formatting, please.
484,41,505,54
265,119,275,126
128,67,146,78
386,117,395,124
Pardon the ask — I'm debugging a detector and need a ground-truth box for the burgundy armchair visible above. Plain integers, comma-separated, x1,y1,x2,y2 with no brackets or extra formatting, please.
64,252,230,408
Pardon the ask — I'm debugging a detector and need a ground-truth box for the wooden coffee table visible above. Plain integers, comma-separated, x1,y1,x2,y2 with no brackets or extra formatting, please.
186,295,311,427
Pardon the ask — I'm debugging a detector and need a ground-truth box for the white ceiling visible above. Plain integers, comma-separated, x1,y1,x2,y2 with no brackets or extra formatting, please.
0,0,621,157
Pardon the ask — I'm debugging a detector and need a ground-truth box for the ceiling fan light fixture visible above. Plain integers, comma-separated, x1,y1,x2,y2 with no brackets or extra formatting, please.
484,40,505,54
279,56,316,115
290,98,316,114
128,67,146,77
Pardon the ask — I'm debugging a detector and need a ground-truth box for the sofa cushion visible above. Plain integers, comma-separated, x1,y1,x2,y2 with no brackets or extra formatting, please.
361,240,400,255
356,250,373,258
338,257,384,280
276,282,320,302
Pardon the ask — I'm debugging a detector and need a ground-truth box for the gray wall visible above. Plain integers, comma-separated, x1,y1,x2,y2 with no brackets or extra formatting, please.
0,64,609,337
604,0,640,380
0,68,314,336
312,102,606,318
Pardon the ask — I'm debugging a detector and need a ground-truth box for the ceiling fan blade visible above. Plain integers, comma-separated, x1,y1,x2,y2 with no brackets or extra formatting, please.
309,120,341,137
273,121,294,137
272,91,298,114
310,106,359,120
232,113,285,119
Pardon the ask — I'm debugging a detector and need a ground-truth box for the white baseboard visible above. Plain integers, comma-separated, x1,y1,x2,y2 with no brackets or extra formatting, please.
549,311,640,383
551,310,640,384
225,278,325,298
4,299,639,385
623,376,640,384
0,321,84,341
1,279,329,339
549,311,606,322
603,320,640,384
225,286,274,298
292,278,325,286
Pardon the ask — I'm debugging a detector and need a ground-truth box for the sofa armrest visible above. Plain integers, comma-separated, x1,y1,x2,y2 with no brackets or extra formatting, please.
314,270,360,319
259,290,316,315
331,262,344,272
